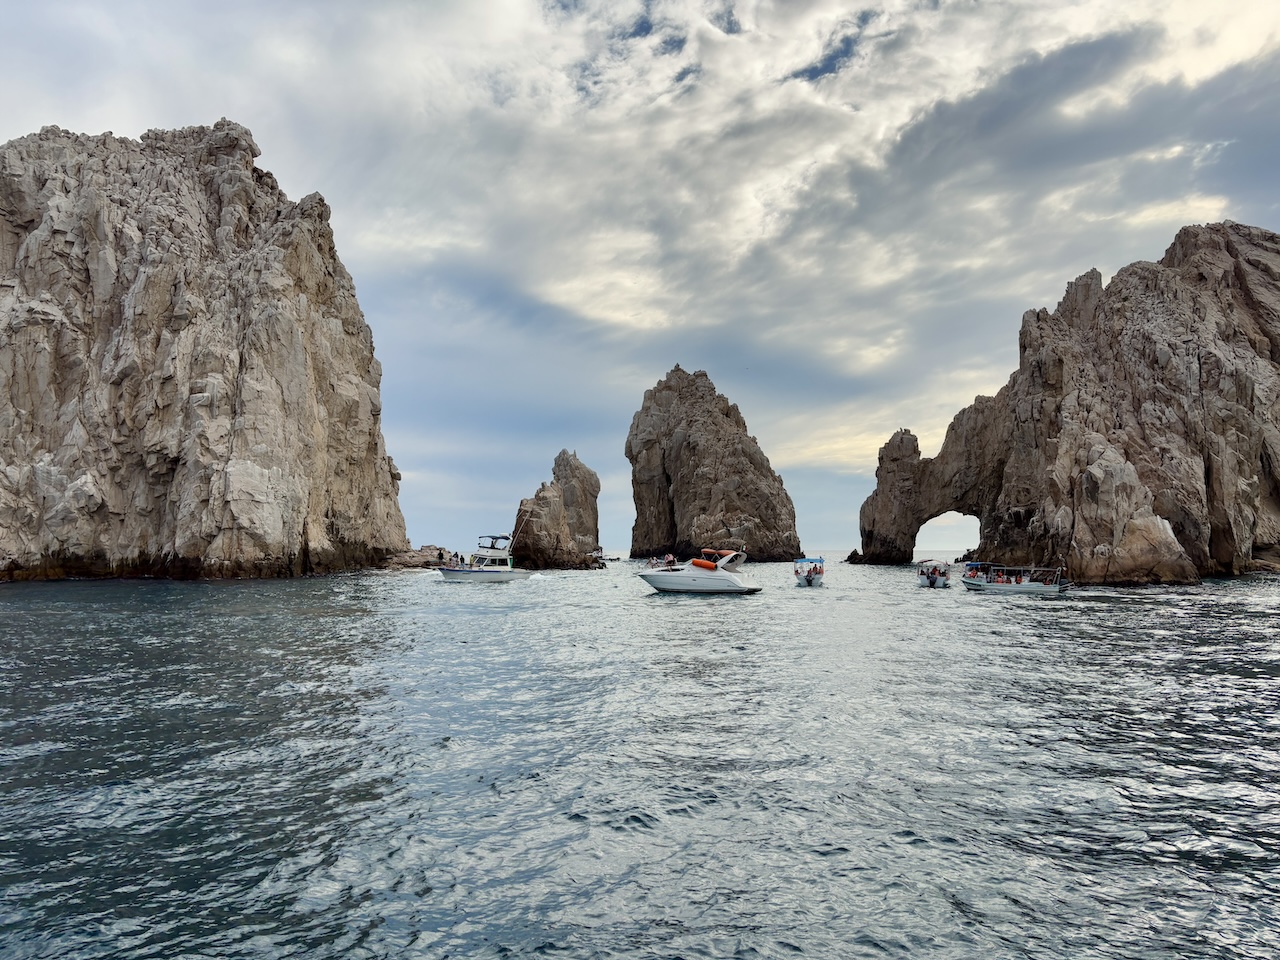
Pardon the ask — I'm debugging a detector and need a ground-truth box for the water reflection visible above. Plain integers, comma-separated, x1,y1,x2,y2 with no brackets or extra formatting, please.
2,566,1278,958
2,578,403,957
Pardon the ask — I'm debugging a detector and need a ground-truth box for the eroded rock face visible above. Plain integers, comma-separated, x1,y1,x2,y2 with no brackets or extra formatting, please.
0,121,409,578
512,449,601,569
626,365,801,561
859,221,1280,585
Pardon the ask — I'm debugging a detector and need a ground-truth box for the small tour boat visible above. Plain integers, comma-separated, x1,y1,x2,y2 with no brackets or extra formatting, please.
959,562,1067,594
638,549,762,595
793,557,825,587
440,534,533,582
916,559,950,588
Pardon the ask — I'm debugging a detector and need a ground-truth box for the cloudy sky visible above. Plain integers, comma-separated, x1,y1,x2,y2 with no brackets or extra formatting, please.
4,0,1278,555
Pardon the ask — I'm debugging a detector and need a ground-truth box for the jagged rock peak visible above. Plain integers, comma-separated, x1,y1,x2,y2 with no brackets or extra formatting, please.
858,221,1280,585
0,120,409,579
626,365,801,561
512,450,602,569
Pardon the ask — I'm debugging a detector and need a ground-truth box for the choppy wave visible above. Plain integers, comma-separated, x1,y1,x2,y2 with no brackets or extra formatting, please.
2,565,1278,958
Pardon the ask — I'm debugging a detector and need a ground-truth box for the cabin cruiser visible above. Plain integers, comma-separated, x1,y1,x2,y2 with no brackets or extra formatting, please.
959,562,1067,594
793,557,825,587
638,549,762,595
916,560,950,588
440,534,533,582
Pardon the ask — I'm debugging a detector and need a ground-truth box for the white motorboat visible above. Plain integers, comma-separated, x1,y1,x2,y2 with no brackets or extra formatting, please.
959,562,1067,594
440,534,533,582
793,557,825,587
638,549,762,595
916,559,951,588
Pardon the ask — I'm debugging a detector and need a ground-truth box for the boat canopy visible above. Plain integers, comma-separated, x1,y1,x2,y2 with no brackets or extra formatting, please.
963,561,1062,576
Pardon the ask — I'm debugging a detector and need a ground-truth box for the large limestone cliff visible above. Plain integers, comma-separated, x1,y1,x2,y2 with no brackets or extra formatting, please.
512,449,602,570
0,120,409,578
626,365,801,561
858,221,1280,585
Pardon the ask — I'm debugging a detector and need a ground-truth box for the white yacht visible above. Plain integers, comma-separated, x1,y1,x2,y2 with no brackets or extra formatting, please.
638,549,762,595
440,534,533,582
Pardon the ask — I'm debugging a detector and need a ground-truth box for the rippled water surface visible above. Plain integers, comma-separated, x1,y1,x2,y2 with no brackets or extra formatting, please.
3,560,1279,958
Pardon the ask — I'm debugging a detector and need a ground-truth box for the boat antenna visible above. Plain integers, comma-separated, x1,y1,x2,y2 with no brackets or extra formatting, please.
512,503,532,544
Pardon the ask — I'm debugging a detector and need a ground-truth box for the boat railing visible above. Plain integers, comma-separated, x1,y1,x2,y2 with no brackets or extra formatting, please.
962,564,1062,585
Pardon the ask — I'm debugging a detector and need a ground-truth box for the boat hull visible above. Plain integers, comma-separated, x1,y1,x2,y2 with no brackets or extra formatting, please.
795,574,824,587
959,576,1064,594
440,567,533,582
917,574,950,588
638,571,761,594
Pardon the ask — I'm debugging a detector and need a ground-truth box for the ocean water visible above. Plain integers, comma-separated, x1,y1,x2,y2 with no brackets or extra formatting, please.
2,559,1278,959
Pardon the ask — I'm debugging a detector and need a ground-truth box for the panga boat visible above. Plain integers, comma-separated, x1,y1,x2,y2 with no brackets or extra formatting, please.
440,534,533,582
638,549,762,595
916,560,951,588
959,562,1067,594
793,557,825,587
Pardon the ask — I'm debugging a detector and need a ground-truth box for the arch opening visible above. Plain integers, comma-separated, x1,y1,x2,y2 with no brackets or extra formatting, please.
913,511,979,562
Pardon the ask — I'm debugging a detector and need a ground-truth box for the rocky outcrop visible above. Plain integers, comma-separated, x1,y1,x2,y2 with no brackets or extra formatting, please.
384,545,452,569
0,120,409,579
626,365,801,561
512,449,602,569
858,221,1280,585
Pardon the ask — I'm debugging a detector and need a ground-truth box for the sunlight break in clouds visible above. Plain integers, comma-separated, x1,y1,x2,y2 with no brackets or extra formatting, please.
343,0,1279,350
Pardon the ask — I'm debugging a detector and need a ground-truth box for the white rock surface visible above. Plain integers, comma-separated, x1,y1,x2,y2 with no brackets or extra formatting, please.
0,121,408,577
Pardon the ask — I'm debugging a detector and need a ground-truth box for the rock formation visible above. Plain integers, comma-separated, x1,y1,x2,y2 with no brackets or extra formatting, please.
0,120,409,578
626,365,801,561
512,449,602,569
858,221,1280,585
384,545,453,569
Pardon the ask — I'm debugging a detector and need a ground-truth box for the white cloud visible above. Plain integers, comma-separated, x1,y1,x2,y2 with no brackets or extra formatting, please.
3,0,1279,552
